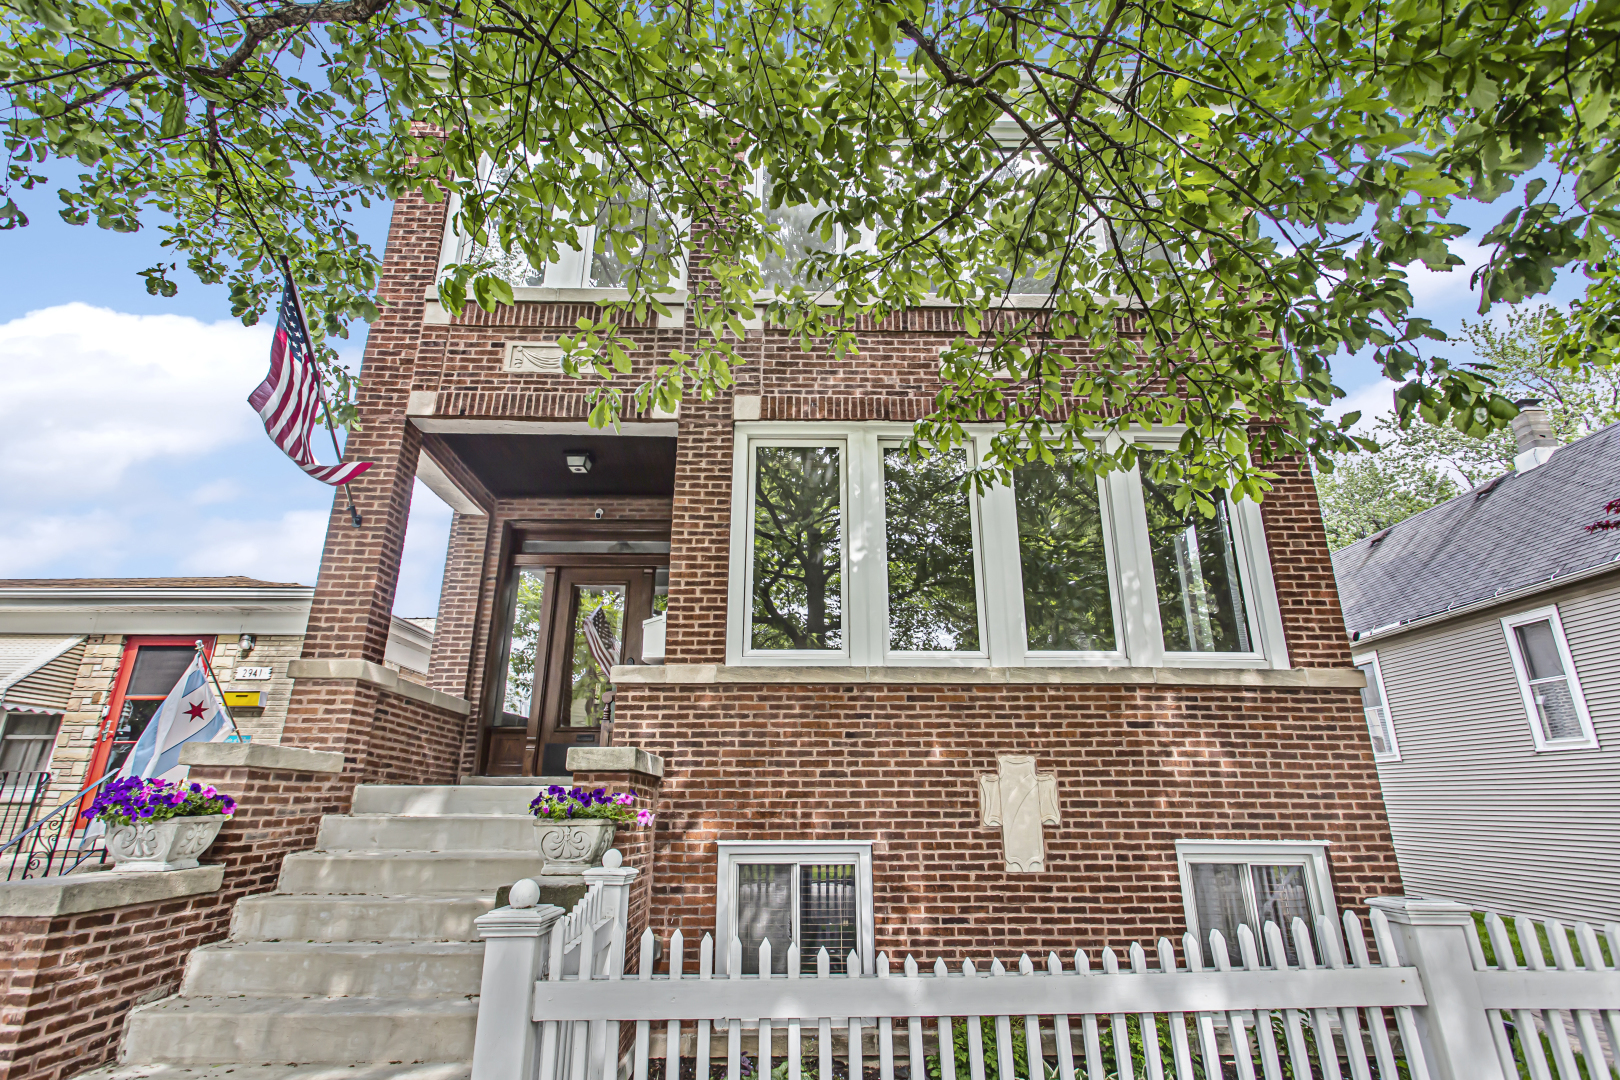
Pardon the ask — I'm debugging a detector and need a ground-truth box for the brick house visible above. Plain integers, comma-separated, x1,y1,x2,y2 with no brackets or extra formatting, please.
270,180,1403,974
0,578,435,814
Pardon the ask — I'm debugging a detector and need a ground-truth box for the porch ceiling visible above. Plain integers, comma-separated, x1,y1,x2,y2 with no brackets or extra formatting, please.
436,433,676,499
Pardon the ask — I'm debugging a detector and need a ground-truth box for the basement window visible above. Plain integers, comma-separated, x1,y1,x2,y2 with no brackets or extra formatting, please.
1175,840,1336,967
1501,605,1598,751
714,841,875,976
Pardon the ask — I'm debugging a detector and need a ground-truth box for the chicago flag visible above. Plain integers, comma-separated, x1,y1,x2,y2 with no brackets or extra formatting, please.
120,654,236,783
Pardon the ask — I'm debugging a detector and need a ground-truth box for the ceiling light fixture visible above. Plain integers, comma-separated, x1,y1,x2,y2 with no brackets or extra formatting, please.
565,450,594,474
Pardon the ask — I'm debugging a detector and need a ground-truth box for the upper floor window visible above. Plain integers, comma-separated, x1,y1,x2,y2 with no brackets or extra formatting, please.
1501,605,1598,751
726,423,1288,668
1353,653,1400,762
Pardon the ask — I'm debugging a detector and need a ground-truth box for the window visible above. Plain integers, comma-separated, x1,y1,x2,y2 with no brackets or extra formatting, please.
1353,653,1400,761
728,423,1286,668
497,568,548,728
444,159,687,292
0,712,60,776
1175,840,1336,967
715,841,875,976
1501,606,1598,751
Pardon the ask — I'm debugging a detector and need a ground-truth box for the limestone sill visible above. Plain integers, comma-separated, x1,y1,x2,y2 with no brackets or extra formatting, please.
609,664,1366,689
0,864,223,918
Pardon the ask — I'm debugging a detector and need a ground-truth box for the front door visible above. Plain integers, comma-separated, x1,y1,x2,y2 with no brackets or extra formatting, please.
483,558,661,777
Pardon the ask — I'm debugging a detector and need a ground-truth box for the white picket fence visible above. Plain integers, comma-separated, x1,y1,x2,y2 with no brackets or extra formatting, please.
471,874,1620,1080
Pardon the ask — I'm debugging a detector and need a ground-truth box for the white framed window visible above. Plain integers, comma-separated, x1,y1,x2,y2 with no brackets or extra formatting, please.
1352,653,1400,762
714,841,875,976
1501,605,1598,751
1175,839,1336,967
0,711,60,778
726,422,1288,669
438,158,689,293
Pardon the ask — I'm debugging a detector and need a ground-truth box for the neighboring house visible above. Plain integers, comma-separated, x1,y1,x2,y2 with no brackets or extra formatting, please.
1333,407,1620,924
0,577,434,812
254,177,1407,966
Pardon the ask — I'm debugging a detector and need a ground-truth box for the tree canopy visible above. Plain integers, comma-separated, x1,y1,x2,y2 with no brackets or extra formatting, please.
7,0,1620,504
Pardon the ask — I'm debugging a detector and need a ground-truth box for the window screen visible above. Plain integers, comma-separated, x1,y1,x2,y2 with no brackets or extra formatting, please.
800,863,857,973
732,858,860,975
1356,661,1395,756
127,646,193,696
1515,620,1584,741
737,863,793,975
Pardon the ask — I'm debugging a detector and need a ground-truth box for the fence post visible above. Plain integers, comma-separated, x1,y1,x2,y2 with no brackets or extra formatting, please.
472,883,565,1080
1367,897,1508,1080
583,849,640,976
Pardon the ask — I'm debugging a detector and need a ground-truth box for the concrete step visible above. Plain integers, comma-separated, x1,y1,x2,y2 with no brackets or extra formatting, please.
352,785,541,817
73,1062,469,1080
317,813,538,852
121,996,477,1065
459,775,572,786
182,941,484,998
278,850,547,895
231,892,496,943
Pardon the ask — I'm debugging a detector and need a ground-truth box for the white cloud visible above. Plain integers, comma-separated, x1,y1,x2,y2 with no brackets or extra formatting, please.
178,509,330,584
0,511,130,577
0,303,270,499
1403,239,1491,314
1328,379,1400,435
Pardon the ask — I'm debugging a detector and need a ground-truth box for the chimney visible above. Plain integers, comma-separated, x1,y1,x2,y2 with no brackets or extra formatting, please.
1511,399,1558,472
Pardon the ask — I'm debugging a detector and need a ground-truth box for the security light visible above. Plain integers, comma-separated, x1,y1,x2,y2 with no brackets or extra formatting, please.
565,450,594,475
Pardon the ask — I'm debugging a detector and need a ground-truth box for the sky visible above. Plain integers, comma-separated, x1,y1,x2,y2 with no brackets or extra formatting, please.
0,191,454,617
0,172,1590,618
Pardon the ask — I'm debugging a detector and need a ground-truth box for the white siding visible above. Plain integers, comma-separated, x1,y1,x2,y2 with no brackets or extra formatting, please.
1365,570,1620,923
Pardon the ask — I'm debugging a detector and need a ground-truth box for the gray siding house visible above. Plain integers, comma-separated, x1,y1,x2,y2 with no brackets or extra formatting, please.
1333,406,1620,923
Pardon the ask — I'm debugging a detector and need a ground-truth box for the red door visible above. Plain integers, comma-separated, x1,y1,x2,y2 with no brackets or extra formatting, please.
84,636,216,794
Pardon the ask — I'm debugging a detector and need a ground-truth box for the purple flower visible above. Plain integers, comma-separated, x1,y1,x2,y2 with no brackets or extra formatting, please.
635,809,654,826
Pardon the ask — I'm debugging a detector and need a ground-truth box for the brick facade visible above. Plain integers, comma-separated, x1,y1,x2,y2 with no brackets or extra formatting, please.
0,760,346,1080
276,183,1403,962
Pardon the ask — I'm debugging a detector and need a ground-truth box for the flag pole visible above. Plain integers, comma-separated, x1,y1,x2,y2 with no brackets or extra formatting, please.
279,255,363,528
194,640,245,743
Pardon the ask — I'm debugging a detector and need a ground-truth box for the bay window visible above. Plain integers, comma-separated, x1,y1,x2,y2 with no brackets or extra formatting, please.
727,422,1286,668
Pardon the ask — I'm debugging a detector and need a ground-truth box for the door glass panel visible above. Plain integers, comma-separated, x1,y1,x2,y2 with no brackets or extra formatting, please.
1013,456,1117,652
109,699,163,772
737,863,794,975
884,447,980,652
500,569,547,727
1141,470,1252,653
126,646,193,696
750,445,843,651
565,585,624,728
1251,864,1312,965
800,863,857,974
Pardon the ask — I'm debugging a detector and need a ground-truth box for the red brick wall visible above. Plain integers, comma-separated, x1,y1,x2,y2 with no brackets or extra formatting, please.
0,764,346,1080
666,402,731,664
281,679,464,789
1258,458,1354,667
608,682,1401,964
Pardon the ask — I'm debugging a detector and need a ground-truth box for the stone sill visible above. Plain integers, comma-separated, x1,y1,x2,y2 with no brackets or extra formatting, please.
288,658,472,716
180,741,345,774
610,664,1366,689
0,864,223,918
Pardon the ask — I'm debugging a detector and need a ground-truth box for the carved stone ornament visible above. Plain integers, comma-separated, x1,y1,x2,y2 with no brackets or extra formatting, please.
978,754,1060,873
533,819,617,873
505,341,564,373
105,814,228,872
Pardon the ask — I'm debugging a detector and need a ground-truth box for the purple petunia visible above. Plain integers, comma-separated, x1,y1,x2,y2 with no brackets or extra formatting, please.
529,785,653,827
84,776,236,827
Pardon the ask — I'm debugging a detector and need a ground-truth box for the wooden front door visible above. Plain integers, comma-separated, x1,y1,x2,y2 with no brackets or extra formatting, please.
482,556,661,777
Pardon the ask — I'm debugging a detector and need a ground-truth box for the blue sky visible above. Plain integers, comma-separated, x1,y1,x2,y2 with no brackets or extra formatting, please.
0,191,453,616
0,176,1589,618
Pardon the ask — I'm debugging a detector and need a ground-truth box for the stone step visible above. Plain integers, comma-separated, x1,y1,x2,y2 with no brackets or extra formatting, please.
458,775,572,786
352,785,540,817
73,1061,469,1080
231,893,497,943
121,996,477,1065
182,941,484,998
317,813,538,853
278,850,548,895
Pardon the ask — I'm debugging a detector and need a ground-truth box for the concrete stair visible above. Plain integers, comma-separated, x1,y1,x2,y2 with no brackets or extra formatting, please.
87,783,560,1080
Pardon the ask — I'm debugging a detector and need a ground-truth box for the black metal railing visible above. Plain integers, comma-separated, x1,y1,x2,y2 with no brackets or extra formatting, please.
1,773,113,881
1,770,51,838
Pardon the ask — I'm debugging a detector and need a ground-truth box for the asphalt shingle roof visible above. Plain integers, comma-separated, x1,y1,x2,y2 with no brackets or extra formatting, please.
1331,421,1620,638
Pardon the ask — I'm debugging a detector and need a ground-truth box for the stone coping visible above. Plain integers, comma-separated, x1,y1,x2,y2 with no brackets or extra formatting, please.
288,658,472,715
0,864,224,918
565,746,665,779
610,664,1366,689
180,741,345,774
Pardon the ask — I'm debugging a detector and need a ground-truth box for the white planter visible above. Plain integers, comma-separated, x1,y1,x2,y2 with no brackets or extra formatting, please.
533,819,616,873
106,814,228,872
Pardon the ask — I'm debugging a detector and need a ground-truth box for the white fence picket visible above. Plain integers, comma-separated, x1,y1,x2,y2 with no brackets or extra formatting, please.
1485,912,1555,1080
759,940,775,1080
878,952,894,1080
1179,932,1222,1078
1292,917,1345,1080
1316,914,1372,1080
1153,939,1196,1080
1046,953,1076,1080
1074,950,1103,1080
1236,925,1284,1080
1548,922,1610,1076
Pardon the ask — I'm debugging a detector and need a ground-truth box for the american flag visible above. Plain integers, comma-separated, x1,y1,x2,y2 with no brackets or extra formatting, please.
583,604,620,675
248,278,373,486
